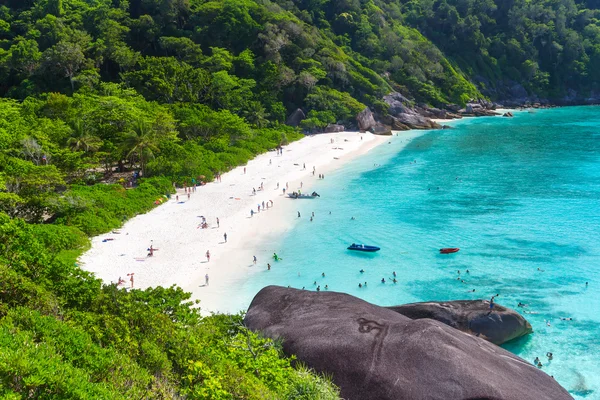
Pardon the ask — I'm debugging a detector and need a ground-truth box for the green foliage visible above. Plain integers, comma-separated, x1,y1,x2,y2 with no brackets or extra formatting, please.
0,211,340,398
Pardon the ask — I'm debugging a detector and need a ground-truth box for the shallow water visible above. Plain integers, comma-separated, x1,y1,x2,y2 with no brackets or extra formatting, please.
226,106,600,397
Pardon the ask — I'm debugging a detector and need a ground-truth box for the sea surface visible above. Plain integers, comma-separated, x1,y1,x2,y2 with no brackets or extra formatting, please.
225,106,600,398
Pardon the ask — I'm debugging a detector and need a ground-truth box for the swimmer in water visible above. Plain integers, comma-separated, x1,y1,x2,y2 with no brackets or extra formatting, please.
392,271,397,277
322,272,325,277
360,269,365,273
545,320,551,326
466,269,470,274
324,285,328,290
316,285,320,292
392,278,397,284
358,283,363,288
381,278,386,283
546,352,553,360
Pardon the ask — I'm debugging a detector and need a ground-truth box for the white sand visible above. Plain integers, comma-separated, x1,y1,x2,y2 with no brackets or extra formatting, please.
79,131,389,313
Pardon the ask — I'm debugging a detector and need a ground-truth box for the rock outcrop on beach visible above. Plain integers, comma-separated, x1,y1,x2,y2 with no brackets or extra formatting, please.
386,300,532,345
245,286,571,400
356,107,377,131
285,108,305,127
382,92,442,130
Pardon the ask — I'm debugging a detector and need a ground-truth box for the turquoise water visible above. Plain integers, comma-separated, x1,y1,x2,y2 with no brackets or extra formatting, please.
232,106,600,397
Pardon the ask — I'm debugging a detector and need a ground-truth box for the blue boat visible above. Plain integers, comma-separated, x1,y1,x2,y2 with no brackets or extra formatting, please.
347,243,380,252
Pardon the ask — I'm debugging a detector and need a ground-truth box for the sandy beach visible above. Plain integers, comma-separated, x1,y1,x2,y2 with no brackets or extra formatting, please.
79,131,389,313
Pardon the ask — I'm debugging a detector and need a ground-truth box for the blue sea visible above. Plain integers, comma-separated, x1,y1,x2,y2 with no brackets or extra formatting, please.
228,106,600,398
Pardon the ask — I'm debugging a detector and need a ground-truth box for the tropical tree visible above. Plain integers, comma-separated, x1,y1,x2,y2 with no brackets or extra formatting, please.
66,119,102,153
122,119,159,176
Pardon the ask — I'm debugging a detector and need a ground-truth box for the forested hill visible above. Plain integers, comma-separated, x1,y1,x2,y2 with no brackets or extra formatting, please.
1,0,599,129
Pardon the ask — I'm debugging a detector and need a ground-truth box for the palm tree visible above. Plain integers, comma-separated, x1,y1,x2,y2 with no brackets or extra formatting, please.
243,101,271,128
67,119,102,153
122,119,159,177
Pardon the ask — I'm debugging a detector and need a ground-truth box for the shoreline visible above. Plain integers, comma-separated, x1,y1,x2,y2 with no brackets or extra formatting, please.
79,131,390,313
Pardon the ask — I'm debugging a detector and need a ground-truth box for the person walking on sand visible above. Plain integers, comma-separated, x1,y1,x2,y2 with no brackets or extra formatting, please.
253,255,257,265
216,217,220,228
297,211,301,218
205,274,209,286
128,273,134,288
244,167,246,174
267,263,271,270
206,250,210,262
223,233,227,243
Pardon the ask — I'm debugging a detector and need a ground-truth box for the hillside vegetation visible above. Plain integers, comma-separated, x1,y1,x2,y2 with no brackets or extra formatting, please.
1,0,599,397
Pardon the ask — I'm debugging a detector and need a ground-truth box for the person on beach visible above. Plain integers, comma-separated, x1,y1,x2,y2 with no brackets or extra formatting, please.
176,195,179,201
117,276,126,286
303,163,306,169
244,167,246,174
127,273,134,288
223,233,227,242
297,211,301,218
187,192,190,200
300,182,303,188
283,188,286,194
205,274,209,286
273,253,280,261
206,250,210,262
253,256,257,265
310,216,313,222
267,263,271,270
269,159,272,165
148,245,154,257
286,182,289,189
250,209,254,217
253,188,256,195
277,182,279,189
216,217,220,227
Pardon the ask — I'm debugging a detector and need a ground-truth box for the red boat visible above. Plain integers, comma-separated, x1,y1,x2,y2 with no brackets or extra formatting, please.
440,248,460,254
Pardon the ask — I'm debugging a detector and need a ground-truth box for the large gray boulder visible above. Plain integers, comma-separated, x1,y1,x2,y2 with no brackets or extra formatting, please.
386,300,532,345
356,107,377,131
383,92,442,129
245,286,571,400
285,108,305,127
324,123,345,133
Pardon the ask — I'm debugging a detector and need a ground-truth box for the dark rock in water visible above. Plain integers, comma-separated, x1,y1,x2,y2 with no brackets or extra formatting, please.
356,107,377,131
324,123,345,133
442,125,453,129
371,123,392,135
245,286,571,400
285,108,305,127
386,300,532,345
393,113,441,129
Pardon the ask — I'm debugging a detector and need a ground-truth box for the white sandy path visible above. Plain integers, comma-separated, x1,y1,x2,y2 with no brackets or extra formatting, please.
79,131,388,313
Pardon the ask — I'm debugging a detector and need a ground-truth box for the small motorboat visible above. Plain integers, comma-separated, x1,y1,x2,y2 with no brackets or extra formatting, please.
348,243,380,252
287,191,320,199
440,248,460,254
